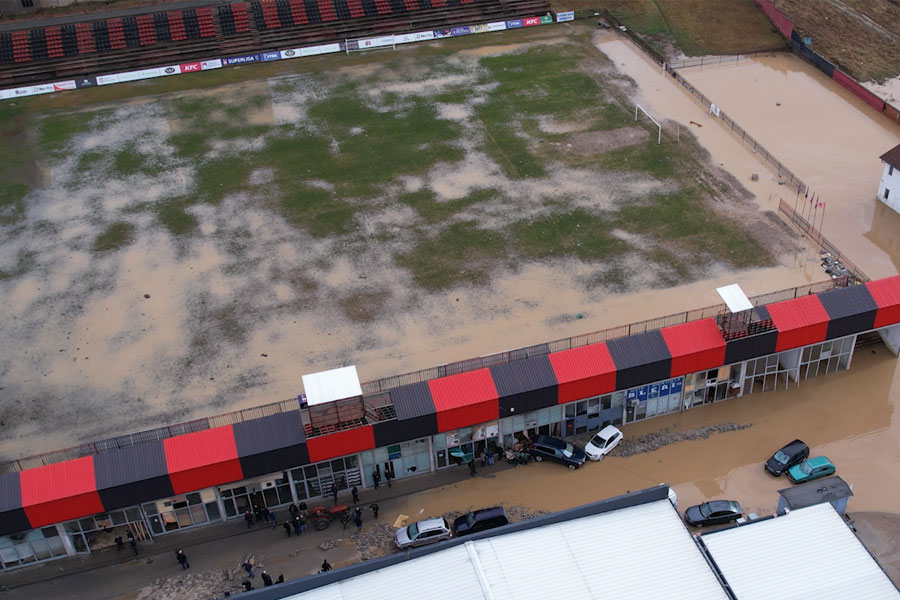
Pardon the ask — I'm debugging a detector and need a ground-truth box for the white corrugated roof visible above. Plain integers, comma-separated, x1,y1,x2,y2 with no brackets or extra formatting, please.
716,283,753,313
284,499,727,600
302,366,362,406
702,503,899,600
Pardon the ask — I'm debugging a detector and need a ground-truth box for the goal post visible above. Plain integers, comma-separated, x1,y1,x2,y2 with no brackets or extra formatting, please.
634,103,662,145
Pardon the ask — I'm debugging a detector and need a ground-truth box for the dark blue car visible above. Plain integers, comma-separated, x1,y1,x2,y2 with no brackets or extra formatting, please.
530,435,586,470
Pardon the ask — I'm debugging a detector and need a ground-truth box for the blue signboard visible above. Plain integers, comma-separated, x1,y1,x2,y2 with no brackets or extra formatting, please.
556,11,575,22
649,383,660,399
670,377,683,395
659,380,670,395
261,51,281,62
506,19,524,29
451,26,471,36
637,386,649,403
626,388,638,402
224,54,260,66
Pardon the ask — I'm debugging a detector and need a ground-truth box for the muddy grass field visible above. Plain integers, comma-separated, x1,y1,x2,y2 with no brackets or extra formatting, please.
0,25,798,459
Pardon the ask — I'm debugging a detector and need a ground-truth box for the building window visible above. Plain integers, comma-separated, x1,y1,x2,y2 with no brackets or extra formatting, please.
141,490,219,535
289,456,361,502
890,165,894,176
886,188,891,200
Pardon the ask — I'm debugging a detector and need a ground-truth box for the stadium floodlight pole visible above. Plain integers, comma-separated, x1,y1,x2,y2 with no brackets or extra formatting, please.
634,103,661,145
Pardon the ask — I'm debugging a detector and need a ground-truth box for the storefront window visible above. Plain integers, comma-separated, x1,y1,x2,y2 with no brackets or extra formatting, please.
221,476,293,519
141,489,219,535
0,527,71,570
289,456,362,502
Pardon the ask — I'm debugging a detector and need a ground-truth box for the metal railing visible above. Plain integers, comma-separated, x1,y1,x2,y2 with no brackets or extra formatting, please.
668,49,787,70
603,11,806,195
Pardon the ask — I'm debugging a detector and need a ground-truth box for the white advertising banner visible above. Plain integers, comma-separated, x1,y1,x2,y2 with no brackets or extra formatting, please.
52,80,77,91
200,59,223,70
160,65,181,76
300,43,341,56
395,31,434,44
280,48,303,60
487,21,507,31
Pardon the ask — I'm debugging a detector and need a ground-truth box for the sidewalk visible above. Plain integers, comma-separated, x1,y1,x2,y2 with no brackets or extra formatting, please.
0,458,512,593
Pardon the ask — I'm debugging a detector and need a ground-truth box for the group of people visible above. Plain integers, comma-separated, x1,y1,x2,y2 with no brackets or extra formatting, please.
240,559,285,590
243,504,277,529
371,467,394,489
113,530,138,555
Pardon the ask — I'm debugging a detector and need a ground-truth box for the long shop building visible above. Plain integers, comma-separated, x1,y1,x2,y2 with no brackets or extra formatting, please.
2,276,900,569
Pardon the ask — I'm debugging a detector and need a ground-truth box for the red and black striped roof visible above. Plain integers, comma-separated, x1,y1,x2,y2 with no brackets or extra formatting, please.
3,278,900,535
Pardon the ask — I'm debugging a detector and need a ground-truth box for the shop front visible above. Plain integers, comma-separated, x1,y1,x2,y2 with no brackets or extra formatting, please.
220,473,295,519
0,526,71,569
141,489,221,535
434,422,501,469
361,437,432,487
289,455,362,501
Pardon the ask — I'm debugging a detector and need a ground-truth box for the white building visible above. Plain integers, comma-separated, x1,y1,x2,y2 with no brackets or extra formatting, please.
878,143,900,213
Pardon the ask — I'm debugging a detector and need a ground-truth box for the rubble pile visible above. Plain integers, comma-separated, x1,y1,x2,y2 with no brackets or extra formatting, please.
616,423,753,457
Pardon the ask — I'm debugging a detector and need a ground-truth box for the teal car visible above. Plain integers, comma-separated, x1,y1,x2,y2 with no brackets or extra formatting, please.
787,456,835,484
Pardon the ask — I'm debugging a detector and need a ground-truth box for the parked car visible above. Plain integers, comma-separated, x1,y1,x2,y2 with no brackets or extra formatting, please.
530,435,587,470
453,507,509,537
394,517,452,549
787,456,836,484
584,425,623,461
683,500,743,528
765,439,810,476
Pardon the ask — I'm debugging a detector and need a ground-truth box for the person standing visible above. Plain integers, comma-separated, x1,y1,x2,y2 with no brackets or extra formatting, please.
242,560,255,578
244,510,254,529
277,574,285,584
176,549,190,570
283,521,292,537
242,580,253,592
259,506,270,525
320,559,332,573
372,470,381,490
385,468,393,488
292,514,302,536
468,459,477,477
351,485,359,504
114,536,124,552
331,485,339,506
261,571,273,587
298,509,307,534
369,503,379,519
127,531,138,555
353,509,363,533
268,509,277,529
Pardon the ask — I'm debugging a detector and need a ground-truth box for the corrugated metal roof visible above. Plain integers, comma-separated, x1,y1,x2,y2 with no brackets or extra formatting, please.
866,275,900,328
817,284,878,320
306,426,375,464
777,476,852,510
880,142,900,169
428,369,498,412
233,411,306,457
661,318,725,358
767,295,830,332
702,503,900,599
281,499,727,600
607,330,671,369
389,382,436,420
163,426,239,473
490,355,557,397
94,440,169,489
0,472,22,513
19,456,98,506
548,342,616,384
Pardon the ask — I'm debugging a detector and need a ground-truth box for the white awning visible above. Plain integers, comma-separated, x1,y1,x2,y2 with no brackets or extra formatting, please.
302,366,362,406
702,503,900,599
716,283,753,313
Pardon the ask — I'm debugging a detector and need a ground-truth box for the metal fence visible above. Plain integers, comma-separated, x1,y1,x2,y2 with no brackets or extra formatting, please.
778,199,869,283
668,49,786,70
603,11,806,195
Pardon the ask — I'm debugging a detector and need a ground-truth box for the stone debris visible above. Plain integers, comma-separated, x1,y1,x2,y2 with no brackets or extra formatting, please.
135,570,244,600
614,423,753,458
319,539,342,551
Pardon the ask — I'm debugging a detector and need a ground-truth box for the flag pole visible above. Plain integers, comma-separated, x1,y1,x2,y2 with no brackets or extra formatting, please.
810,199,819,234
818,201,826,233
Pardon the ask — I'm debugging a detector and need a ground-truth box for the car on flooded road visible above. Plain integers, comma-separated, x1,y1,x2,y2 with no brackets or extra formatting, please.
683,500,742,528
765,439,810,476
584,425,623,461
394,517,452,549
453,507,509,537
530,435,587,469
787,456,836,484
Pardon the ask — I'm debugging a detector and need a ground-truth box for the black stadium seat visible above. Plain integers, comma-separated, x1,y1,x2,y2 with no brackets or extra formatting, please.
183,9,201,39
152,13,172,43
218,5,237,36
61,24,79,56
0,32,13,65
302,0,323,24
92,20,111,52
123,16,140,48
276,0,295,27
29,28,48,61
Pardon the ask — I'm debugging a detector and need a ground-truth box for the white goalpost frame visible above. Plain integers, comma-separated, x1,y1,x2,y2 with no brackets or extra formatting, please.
634,103,662,145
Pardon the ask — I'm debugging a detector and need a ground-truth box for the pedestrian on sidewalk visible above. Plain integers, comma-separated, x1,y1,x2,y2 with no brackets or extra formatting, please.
176,548,190,569
260,506,270,525
351,485,359,504
242,560,255,578
244,510,254,529
114,535,124,552
127,531,138,555
289,503,298,518
372,470,381,489
332,486,339,506
277,574,284,584
340,511,351,532
268,509,277,529
292,514,301,536
468,459,477,477
487,450,495,466
283,521,292,537
254,504,263,523
241,580,253,592
354,509,363,532
320,559,332,573
385,468,393,488
261,570,273,587
369,503,379,519
299,510,307,534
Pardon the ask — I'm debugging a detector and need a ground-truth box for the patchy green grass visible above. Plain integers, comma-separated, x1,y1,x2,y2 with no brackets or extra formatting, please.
195,157,254,204
278,186,357,238
0,250,36,281
93,221,135,252
400,188,498,225
0,183,29,226
111,143,161,177
157,198,198,236
37,111,99,156
511,208,628,262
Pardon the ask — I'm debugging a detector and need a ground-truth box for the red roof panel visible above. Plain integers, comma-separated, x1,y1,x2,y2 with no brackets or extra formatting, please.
768,295,830,352
428,369,498,432
20,456,104,527
866,275,900,328
306,426,375,463
163,426,242,494
548,343,616,404
661,318,726,377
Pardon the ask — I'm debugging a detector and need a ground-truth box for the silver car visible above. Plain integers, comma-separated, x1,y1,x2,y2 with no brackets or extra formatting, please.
394,517,452,549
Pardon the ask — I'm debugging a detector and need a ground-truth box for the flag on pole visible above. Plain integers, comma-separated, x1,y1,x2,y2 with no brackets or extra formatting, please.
810,192,815,205
805,186,809,200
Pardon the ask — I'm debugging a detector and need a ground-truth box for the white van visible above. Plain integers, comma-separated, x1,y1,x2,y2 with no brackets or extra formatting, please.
584,425,623,461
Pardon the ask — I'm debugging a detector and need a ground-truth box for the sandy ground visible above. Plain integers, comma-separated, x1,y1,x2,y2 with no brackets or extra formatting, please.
1,31,897,460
